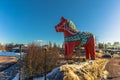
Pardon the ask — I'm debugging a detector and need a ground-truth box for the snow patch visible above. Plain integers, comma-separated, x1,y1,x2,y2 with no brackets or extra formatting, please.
33,67,59,80
12,73,19,80
0,52,24,58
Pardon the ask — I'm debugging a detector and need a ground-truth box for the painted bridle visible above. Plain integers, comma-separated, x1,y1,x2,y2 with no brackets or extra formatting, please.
62,20,78,35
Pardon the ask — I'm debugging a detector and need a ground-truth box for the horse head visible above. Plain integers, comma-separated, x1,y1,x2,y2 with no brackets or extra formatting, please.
55,17,67,32
55,17,78,34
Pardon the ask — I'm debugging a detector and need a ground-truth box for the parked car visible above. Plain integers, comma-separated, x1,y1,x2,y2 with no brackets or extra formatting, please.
102,54,112,58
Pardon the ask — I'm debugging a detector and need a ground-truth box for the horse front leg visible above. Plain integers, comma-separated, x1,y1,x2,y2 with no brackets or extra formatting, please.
64,42,75,60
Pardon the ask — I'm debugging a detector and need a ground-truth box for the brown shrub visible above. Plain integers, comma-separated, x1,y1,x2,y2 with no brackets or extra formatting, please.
22,43,60,79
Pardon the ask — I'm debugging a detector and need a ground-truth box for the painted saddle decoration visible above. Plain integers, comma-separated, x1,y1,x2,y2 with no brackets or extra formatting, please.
55,17,96,60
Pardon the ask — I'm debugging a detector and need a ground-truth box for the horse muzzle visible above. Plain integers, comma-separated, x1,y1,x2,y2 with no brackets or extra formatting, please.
55,26,59,32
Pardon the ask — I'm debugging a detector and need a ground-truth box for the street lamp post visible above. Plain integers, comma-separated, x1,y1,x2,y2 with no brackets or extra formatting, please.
43,46,48,80
19,44,22,80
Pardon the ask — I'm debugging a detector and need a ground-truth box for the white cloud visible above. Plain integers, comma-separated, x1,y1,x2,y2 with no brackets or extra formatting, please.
36,40,44,42
34,40,44,43
32,40,44,45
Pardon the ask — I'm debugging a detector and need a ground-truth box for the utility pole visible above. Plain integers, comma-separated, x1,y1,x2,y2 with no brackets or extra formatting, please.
19,44,22,80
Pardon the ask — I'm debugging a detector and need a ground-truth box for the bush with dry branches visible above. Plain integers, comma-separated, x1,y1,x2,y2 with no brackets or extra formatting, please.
22,43,60,79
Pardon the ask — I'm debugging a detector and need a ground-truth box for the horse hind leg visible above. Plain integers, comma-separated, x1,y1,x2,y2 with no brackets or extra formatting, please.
85,36,96,60
88,37,96,60
85,46,91,60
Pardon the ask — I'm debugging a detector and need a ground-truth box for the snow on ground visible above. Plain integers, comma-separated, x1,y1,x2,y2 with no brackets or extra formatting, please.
12,66,58,80
33,67,59,80
12,73,19,80
0,52,25,58
34,77,44,80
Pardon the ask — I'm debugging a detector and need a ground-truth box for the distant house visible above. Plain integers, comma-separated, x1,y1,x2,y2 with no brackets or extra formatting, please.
12,46,28,53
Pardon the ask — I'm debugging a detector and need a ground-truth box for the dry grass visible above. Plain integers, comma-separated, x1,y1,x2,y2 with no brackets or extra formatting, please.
60,59,108,80
96,52,103,58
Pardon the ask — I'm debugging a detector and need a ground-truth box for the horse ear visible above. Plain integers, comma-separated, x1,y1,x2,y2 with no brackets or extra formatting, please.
61,17,66,21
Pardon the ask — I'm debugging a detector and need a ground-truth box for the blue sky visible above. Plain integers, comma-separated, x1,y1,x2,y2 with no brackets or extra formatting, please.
0,0,120,45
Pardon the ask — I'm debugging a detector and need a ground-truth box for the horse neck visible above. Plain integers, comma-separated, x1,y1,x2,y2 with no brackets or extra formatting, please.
64,30,78,37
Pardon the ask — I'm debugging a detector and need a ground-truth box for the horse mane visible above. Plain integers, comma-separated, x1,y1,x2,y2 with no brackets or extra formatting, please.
67,20,78,32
